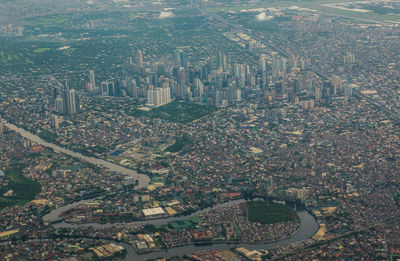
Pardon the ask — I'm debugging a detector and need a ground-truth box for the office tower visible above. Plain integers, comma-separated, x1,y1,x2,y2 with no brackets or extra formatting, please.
194,78,204,98
287,87,294,103
300,57,305,70
179,51,186,68
147,87,171,107
259,55,267,73
215,90,222,107
315,87,322,101
217,52,227,72
89,70,96,90
60,89,79,115
343,85,353,97
331,75,342,94
274,81,282,95
137,50,143,69
344,52,355,64
235,88,241,102
61,89,69,115
86,82,93,93
0,114,3,135
250,75,256,87
266,176,273,194
322,81,333,97
51,115,59,129
101,81,115,96
272,57,281,71
55,97,64,114
126,79,138,98
309,78,316,90
293,79,300,94
174,49,181,66
66,89,78,115
281,58,287,72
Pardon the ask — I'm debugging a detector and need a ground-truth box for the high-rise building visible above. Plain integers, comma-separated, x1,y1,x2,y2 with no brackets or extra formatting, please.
322,80,333,97
174,49,181,66
343,85,353,97
179,51,186,68
55,97,64,114
344,52,355,64
217,52,227,72
194,78,204,99
259,55,267,73
266,176,273,194
89,70,96,90
0,114,3,135
147,87,171,107
60,89,80,116
101,81,116,96
51,115,59,129
331,75,342,94
137,50,143,69
315,87,322,101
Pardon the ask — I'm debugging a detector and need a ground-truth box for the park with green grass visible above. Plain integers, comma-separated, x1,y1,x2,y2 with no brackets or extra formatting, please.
248,201,298,224
0,167,41,210
132,101,217,123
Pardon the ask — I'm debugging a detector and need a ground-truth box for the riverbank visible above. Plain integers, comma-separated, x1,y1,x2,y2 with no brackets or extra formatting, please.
4,122,151,189
121,210,318,261
5,122,319,260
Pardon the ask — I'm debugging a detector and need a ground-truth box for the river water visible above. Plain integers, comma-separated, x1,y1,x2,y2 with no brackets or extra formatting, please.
121,210,318,261
4,122,150,189
6,122,319,260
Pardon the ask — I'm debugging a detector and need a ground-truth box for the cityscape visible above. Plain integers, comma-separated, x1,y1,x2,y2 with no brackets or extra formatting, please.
0,0,399,260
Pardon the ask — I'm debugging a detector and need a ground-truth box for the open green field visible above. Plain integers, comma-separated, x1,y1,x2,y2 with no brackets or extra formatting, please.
165,136,192,153
132,101,217,123
0,51,32,66
150,216,202,232
34,15,70,25
33,48,51,54
0,168,41,210
248,201,298,224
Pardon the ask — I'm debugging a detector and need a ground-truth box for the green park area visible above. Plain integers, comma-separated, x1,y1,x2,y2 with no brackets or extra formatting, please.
248,201,298,224
165,136,192,153
132,101,216,123
146,216,202,233
33,48,51,54
34,15,70,25
0,168,41,210
0,51,32,66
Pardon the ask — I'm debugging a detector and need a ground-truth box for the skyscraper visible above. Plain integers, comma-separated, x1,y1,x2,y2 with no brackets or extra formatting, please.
55,97,64,114
344,52,355,64
137,50,143,69
51,115,59,129
331,75,342,94
147,87,171,107
59,88,80,115
89,70,96,90
0,114,3,135
217,52,227,71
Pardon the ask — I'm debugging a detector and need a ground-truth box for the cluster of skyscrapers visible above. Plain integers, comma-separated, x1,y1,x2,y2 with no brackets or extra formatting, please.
51,81,80,116
82,48,353,109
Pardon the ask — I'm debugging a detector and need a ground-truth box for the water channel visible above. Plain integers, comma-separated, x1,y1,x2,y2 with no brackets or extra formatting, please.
4,122,150,189
6,122,319,260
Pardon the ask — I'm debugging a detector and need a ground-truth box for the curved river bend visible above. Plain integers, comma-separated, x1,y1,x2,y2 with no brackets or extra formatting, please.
6,122,319,261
